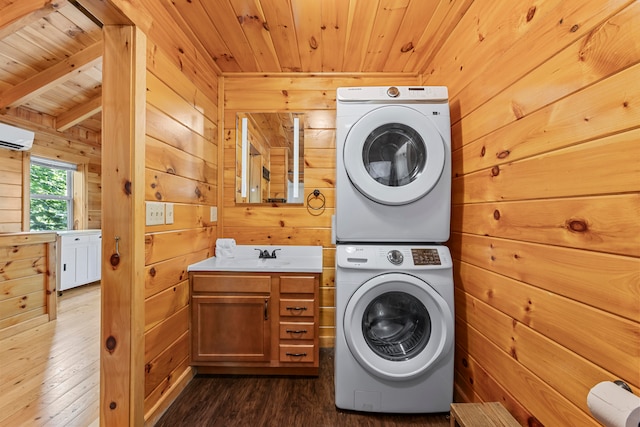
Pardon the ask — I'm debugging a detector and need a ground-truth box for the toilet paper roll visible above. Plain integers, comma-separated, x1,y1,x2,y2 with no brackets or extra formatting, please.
587,381,640,427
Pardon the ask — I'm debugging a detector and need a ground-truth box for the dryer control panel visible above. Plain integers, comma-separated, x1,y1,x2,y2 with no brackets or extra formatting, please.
337,86,449,102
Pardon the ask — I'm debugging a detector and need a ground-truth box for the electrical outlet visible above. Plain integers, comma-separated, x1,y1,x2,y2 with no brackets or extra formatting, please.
146,201,165,225
165,203,174,224
210,206,218,222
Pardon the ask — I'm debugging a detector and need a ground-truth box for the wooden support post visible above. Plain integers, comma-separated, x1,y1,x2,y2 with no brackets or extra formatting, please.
101,24,146,427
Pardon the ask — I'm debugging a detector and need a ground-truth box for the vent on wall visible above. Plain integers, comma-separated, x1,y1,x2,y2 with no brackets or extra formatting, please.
0,122,35,151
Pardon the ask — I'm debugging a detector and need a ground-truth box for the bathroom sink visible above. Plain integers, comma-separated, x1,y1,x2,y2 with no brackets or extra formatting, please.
253,259,291,267
188,245,322,273
214,257,291,268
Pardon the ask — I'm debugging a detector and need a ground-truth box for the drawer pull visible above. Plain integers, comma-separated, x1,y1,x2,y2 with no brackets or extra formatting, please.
286,329,308,334
286,306,307,311
285,352,307,357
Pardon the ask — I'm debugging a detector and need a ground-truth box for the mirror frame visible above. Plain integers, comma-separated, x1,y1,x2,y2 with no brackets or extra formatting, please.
235,112,304,205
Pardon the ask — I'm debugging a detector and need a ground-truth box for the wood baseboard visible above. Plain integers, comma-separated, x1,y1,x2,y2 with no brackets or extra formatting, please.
0,313,48,340
144,366,195,427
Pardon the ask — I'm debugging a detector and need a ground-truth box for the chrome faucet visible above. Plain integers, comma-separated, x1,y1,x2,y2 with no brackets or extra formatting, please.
255,248,281,259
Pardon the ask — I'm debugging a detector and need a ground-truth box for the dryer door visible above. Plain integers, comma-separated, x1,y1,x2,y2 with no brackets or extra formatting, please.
343,105,445,205
343,272,453,381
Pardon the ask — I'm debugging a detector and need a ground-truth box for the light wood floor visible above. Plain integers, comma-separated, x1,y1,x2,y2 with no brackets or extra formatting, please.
0,284,100,427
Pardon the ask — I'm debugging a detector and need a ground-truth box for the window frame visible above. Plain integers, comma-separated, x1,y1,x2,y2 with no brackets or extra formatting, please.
29,156,77,231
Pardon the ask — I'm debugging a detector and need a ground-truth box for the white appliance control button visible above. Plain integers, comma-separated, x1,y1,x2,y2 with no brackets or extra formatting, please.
387,250,403,265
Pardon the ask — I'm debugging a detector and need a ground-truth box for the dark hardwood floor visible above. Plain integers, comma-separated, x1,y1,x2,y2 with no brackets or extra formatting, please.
156,349,450,427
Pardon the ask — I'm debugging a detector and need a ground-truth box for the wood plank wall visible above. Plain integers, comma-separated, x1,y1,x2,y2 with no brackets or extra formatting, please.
87,163,101,229
420,1,640,425
0,149,23,232
142,41,218,418
0,232,57,339
221,74,419,347
0,109,102,232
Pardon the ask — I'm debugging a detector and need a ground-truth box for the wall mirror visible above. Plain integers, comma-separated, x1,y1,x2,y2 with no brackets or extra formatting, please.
235,112,304,204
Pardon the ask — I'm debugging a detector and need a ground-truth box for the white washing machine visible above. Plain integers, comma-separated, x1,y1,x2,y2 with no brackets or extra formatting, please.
335,244,455,413
335,86,451,243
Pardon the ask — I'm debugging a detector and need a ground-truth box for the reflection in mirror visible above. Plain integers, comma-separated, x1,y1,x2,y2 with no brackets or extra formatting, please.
236,112,304,204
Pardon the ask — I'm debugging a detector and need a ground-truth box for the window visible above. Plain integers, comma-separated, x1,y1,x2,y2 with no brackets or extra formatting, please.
30,157,76,231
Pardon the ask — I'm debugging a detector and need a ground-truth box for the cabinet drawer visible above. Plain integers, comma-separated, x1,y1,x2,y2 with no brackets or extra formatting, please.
280,299,314,317
279,344,315,363
279,322,315,340
280,276,315,294
61,235,91,245
193,275,271,293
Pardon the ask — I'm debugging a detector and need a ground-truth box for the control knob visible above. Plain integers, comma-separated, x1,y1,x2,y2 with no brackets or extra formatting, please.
387,250,403,265
387,86,400,98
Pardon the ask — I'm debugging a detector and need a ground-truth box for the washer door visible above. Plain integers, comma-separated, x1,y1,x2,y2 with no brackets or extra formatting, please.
344,273,453,381
343,105,445,205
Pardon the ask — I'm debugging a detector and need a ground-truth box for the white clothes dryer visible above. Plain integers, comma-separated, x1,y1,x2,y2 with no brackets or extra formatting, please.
335,244,454,413
335,86,451,243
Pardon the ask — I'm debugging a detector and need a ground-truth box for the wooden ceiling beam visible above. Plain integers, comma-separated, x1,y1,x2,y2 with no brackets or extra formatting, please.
0,0,69,39
2,105,102,149
56,94,102,131
75,0,138,27
0,41,103,112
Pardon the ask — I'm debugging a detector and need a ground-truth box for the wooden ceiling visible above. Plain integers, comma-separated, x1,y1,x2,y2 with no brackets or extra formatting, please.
0,1,103,133
171,0,456,74
0,0,458,134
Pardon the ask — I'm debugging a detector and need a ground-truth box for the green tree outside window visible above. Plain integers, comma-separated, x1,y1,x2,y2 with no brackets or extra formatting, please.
30,158,75,231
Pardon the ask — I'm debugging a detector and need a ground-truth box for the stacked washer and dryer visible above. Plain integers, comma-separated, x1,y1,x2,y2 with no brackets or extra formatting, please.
334,86,455,414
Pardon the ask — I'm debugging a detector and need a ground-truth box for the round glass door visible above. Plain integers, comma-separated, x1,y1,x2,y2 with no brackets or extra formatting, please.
363,291,431,361
362,124,426,188
344,273,453,380
344,106,445,205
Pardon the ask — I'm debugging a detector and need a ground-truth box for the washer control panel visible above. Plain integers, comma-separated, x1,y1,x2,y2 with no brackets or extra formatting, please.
337,245,452,270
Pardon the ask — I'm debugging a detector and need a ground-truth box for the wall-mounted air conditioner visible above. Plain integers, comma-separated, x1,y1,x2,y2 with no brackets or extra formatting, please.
0,122,35,151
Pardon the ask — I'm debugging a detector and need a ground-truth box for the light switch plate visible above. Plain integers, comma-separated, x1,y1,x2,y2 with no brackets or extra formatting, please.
146,201,164,225
165,203,174,224
210,206,217,222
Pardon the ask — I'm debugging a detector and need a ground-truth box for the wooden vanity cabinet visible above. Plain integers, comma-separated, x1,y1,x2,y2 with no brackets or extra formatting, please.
190,271,319,375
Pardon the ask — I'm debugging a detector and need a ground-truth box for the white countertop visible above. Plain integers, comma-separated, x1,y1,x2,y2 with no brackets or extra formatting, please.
56,229,102,236
188,245,323,273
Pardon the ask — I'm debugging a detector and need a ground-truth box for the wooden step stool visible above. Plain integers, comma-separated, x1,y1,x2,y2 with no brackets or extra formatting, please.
450,402,520,426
